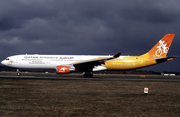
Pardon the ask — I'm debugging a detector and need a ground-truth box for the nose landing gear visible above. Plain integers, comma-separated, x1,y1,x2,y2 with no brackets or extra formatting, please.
17,69,21,76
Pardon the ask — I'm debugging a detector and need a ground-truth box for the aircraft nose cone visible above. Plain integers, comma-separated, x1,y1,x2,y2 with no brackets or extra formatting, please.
1,60,6,65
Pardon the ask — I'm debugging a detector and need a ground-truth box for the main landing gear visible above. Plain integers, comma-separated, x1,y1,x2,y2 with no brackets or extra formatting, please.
83,72,93,78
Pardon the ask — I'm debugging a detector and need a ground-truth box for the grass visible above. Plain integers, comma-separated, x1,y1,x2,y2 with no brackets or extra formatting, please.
0,78,180,117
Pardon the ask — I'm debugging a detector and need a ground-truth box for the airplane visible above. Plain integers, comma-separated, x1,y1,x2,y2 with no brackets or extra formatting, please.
1,34,176,77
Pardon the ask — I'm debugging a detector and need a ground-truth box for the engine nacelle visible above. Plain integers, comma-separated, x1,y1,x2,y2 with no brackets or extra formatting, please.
56,66,70,74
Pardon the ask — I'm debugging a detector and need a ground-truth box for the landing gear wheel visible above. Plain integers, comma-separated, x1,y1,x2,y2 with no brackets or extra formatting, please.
17,72,21,76
83,73,93,78
89,74,93,78
83,74,88,77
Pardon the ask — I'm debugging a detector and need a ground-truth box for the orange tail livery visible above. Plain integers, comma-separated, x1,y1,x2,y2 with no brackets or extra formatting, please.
147,34,174,58
104,34,176,70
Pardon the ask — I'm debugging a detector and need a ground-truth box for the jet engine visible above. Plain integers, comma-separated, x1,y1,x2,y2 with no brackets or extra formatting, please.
56,65,75,74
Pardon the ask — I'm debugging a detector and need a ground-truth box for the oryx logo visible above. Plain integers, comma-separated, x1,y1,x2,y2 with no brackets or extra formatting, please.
8,61,13,65
155,40,169,56
59,67,67,72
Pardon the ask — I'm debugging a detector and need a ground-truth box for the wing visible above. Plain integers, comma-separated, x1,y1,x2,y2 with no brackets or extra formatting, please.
72,53,121,72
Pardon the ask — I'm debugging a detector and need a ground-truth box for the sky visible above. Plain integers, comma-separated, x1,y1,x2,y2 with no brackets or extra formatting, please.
0,0,179,72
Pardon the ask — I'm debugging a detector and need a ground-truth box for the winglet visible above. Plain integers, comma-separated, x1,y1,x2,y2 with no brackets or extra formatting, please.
113,53,121,58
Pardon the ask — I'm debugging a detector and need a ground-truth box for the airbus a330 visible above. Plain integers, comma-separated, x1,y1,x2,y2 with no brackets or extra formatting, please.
1,34,176,77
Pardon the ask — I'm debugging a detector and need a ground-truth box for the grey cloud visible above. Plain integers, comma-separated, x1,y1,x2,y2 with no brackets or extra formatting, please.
0,0,179,72
118,1,180,24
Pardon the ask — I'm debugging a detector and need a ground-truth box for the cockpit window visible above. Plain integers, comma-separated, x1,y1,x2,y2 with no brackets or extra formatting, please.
5,58,9,60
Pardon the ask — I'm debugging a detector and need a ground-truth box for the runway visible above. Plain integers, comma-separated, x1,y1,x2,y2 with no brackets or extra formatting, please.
0,74,180,81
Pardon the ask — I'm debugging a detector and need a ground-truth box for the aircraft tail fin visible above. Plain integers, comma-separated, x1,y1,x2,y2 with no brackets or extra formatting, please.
146,34,175,58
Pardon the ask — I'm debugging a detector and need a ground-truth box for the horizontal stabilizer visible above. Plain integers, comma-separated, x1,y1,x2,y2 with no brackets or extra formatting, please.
155,56,178,63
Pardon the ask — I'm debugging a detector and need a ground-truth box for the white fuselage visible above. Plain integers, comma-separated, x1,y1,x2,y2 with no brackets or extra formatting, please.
1,54,115,71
